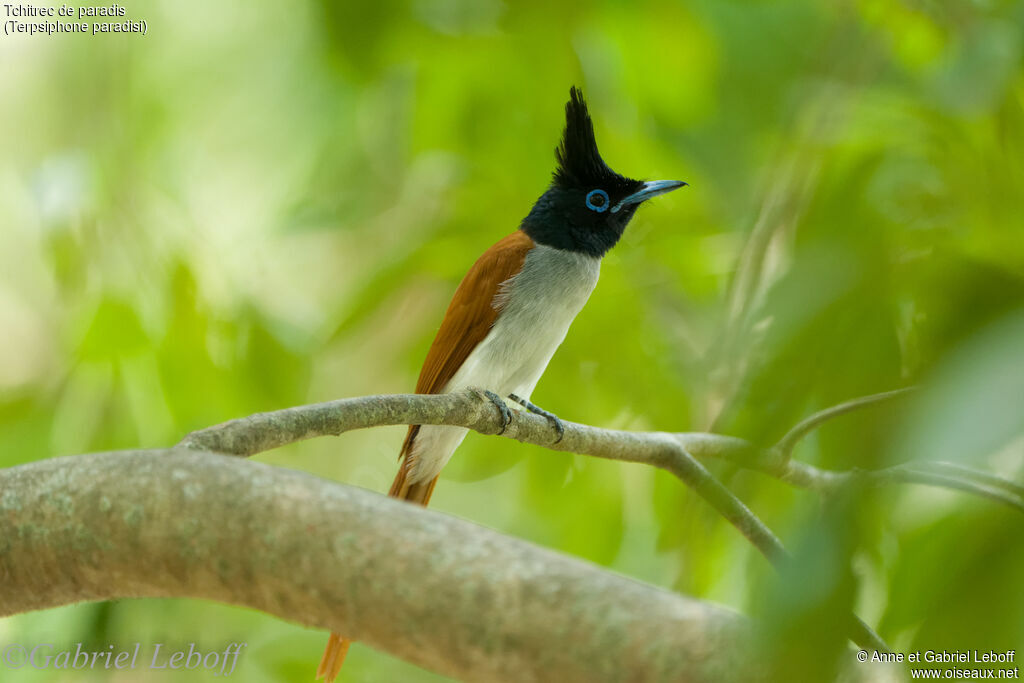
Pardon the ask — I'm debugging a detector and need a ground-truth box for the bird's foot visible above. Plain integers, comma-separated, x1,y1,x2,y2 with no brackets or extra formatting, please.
482,390,513,434
508,394,564,444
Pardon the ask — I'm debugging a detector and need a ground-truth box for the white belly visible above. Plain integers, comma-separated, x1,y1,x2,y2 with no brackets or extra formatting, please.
406,245,601,483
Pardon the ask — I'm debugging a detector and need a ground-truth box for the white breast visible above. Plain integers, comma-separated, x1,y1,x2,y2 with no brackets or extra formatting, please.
407,245,601,483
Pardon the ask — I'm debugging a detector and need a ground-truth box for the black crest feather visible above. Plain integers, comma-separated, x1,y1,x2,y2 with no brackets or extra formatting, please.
553,87,616,188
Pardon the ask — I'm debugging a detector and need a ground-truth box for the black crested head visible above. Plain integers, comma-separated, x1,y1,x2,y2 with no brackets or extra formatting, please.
520,86,686,257
552,86,625,190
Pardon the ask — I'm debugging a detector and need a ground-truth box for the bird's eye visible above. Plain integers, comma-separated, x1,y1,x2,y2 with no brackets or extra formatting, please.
585,189,609,213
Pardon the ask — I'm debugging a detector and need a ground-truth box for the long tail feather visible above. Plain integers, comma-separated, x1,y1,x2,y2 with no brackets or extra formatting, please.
316,426,438,681
316,634,350,681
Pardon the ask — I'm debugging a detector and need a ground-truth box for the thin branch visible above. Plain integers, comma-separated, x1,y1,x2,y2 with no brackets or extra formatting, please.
871,465,1024,513
180,388,1021,517
0,450,761,683
623,444,886,653
684,434,1024,514
774,387,918,458
925,461,1024,499
658,444,787,565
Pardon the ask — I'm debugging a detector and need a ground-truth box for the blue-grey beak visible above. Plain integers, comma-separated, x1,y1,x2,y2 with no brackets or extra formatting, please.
610,180,687,213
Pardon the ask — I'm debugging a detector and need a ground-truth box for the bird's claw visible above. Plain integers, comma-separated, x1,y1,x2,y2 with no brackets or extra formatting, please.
482,390,513,434
508,393,565,444
552,418,565,443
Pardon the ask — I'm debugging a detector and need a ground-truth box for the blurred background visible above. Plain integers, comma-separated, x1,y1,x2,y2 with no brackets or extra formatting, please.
1,0,1022,680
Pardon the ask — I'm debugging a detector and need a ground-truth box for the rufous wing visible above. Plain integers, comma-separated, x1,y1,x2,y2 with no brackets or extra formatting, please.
318,230,535,683
392,229,534,497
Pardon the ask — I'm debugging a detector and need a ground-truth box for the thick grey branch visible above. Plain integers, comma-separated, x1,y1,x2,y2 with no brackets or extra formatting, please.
0,450,759,683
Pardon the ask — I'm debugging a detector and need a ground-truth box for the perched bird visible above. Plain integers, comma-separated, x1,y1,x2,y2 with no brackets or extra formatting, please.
316,86,685,681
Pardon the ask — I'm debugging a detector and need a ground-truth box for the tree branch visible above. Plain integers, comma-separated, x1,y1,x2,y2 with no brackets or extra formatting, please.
179,388,1022,516
10,386,1005,679
187,389,971,653
0,449,760,683
177,385,1020,653
868,464,1024,513
774,387,918,458
173,386,1022,657
181,391,787,566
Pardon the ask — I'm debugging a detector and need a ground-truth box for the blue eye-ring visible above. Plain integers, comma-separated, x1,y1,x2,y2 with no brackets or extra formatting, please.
586,189,609,213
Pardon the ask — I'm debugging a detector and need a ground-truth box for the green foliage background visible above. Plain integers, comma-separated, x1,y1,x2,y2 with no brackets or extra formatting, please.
1,0,1022,680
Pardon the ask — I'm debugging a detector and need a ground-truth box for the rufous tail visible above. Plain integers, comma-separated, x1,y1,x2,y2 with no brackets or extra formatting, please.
316,427,437,682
